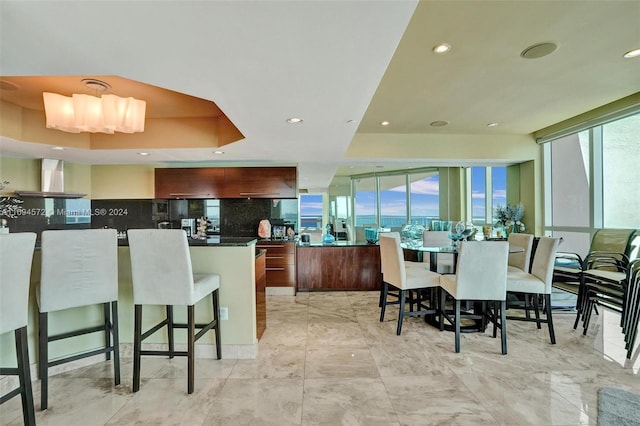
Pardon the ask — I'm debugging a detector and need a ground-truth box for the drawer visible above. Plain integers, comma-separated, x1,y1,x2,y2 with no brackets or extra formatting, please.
266,267,296,286
256,242,295,254
265,253,295,267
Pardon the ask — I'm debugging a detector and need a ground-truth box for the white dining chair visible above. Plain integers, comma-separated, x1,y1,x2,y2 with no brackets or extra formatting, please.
379,232,441,335
423,231,455,273
440,240,509,354
506,236,561,344
0,232,37,425
507,233,534,273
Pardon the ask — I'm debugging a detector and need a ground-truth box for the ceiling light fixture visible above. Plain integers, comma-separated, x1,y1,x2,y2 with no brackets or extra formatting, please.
51,146,64,151
137,152,150,156
487,122,499,127
213,150,224,155
42,79,146,134
286,117,303,124
433,43,451,54
380,121,390,126
623,48,640,58
520,42,557,59
430,120,449,127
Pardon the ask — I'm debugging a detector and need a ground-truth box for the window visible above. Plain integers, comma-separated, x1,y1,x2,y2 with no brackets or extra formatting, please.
410,171,439,226
353,177,377,226
544,112,640,258
379,175,407,228
469,166,506,225
602,114,640,228
299,194,323,230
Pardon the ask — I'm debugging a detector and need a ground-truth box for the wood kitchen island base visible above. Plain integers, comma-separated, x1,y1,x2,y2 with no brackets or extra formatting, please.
296,242,382,291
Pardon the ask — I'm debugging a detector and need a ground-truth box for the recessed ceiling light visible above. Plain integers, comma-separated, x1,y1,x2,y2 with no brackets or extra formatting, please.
520,42,557,59
487,122,499,127
213,150,224,155
380,121,390,126
51,146,64,150
623,48,640,58
433,43,451,54
286,117,303,124
137,152,150,156
430,120,449,127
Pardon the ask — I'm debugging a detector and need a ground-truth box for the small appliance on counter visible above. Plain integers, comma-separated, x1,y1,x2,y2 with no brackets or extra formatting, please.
181,218,196,237
300,233,311,244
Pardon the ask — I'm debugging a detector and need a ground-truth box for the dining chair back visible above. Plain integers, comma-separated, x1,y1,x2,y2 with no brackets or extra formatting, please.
507,233,534,273
506,236,561,344
439,240,509,354
379,232,440,335
0,232,36,426
423,231,455,273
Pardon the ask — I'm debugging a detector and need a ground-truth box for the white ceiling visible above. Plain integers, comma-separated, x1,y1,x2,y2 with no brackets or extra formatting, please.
1,1,639,192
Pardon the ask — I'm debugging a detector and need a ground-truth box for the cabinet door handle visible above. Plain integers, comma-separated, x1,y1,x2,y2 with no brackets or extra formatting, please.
169,192,211,196
266,267,285,271
267,256,284,259
239,192,280,196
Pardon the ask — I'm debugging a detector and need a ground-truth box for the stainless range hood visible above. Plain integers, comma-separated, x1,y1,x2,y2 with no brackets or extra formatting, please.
15,159,86,198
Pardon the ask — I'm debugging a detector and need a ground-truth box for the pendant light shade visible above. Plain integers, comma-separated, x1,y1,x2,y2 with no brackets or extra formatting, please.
43,90,146,134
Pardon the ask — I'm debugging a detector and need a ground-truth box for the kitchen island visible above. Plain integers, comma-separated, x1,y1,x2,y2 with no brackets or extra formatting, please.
296,241,382,291
0,236,262,379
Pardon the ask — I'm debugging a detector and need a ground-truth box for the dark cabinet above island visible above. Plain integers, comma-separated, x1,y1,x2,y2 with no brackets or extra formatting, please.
155,166,297,199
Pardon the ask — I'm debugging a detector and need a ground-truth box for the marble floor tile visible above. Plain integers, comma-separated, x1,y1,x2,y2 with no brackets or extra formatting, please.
2,291,638,426
204,378,303,425
302,377,398,425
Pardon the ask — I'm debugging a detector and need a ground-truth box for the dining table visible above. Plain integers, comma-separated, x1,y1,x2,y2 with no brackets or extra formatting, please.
400,240,525,332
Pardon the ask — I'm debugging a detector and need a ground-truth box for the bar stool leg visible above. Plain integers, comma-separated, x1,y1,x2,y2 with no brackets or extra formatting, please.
133,305,142,393
166,305,175,358
15,327,36,426
38,312,48,410
187,305,195,394
103,303,112,361
212,290,221,359
111,301,121,385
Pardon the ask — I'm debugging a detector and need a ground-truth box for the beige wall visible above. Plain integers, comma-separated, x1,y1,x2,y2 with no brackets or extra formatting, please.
91,164,156,199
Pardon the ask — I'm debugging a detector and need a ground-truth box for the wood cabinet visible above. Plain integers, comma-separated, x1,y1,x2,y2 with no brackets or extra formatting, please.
154,168,225,199
296,244,382,291
255,241,297,288
155,166,297,199
222,167,297,198
255,249,267,340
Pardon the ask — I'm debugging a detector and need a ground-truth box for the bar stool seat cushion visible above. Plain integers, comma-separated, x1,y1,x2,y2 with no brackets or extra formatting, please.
506,269,546,294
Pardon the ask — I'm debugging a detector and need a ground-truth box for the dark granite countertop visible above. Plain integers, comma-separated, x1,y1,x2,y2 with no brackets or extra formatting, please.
117,236,257,247
298,241,378,248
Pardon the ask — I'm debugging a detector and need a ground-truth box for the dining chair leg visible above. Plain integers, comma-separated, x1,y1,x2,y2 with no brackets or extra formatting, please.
500,300,508,355
439,289,446,332
379,282,389,322
532,294,542,329
545,294,556,344
454,300,461,353
397,290,406,335
492,301,498,338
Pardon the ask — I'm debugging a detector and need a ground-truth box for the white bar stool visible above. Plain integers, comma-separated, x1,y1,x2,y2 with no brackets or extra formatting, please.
127,229,221,394
38,229,120,410
0,232,37,425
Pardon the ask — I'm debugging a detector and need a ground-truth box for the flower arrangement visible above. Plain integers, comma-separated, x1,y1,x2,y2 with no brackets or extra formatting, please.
494,202,526,233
